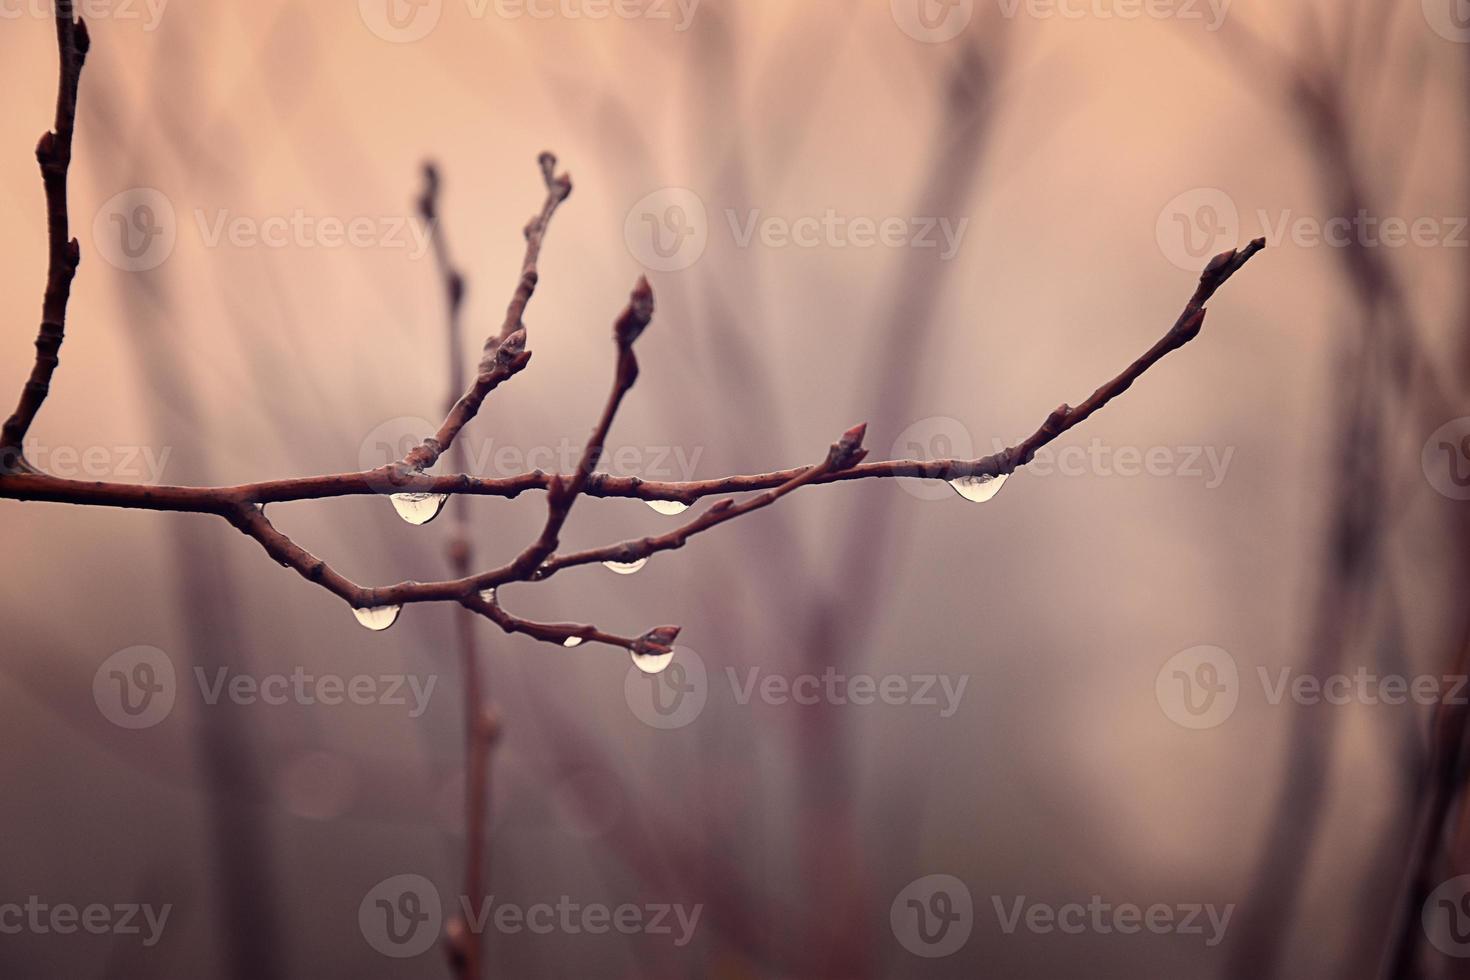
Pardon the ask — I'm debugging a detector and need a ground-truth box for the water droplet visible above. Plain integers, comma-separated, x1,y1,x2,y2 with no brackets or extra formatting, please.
645,499,689,516
563,636,584,648
352,604,402,631
603,557,649,575
630,647,675,674
948,472,1008,504
389,492,448,526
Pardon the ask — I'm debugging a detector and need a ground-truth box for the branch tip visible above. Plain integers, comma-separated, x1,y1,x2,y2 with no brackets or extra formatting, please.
614,277,656,347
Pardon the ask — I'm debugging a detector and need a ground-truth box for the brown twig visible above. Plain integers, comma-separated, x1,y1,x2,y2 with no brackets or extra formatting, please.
0,3,88,462
0,225,1264,657
0,9,1267,664
418,162,499,980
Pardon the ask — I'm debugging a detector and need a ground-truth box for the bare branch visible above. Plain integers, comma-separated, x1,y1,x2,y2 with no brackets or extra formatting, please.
0,3,89,461
400,153,572,475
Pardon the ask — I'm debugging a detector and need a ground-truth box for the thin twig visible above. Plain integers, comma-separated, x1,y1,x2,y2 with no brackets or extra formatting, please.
418,162,498,980
0,3,88,461
0,214,1265,654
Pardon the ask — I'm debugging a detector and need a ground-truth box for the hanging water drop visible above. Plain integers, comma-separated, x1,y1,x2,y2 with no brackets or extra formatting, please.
630,647,675,674
563,636,584,648
389,492,449,526
352,604,402,631
645,499,689,517
603,557,649,575
948,472,1009,504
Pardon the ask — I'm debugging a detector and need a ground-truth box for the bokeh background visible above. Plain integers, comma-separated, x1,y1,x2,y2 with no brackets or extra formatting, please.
1,0,1468,976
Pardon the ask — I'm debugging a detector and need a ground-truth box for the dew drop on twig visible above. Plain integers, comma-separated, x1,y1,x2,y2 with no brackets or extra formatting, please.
352,604,402,631
603,557,649,575
389,492,449,526
948,473,1009,504
563,636,584,648
645,500,689,516
630,648,675,674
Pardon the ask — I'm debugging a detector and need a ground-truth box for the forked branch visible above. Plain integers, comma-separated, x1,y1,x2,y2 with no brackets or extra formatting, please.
0,3,1266,659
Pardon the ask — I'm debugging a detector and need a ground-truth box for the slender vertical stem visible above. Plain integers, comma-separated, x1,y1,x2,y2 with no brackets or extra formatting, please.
421,163,498,980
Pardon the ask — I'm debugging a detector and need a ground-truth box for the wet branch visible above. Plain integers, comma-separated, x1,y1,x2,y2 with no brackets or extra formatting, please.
0,5,1268,660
